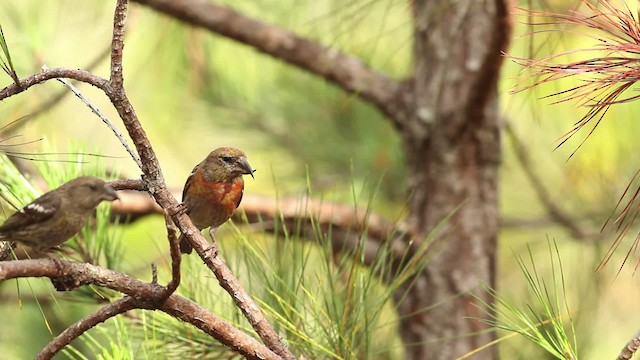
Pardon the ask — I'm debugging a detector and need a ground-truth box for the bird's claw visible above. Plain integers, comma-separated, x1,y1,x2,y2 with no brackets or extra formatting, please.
170,203,188,217
202,243,219,261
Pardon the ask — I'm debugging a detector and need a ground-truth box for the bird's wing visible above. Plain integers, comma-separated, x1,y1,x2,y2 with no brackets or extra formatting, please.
182,160,204,202
235,187,244,209
0,192,60,231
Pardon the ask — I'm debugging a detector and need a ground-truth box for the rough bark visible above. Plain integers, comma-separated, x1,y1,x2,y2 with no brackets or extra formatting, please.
394,1,510,359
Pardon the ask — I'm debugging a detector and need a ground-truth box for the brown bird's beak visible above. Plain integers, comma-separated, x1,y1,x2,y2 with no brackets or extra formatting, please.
103,185,120,201
238,158,255,179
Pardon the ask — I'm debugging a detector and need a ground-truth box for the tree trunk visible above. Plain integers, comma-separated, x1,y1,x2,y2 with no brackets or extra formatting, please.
395,1,510,359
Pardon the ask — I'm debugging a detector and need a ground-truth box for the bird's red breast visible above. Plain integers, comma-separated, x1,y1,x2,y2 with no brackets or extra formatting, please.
183,169,244,230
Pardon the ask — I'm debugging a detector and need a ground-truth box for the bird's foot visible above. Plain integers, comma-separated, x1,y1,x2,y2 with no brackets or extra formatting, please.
202,243,219,261
170,203,188,217
45,252,64,269
49,260,80,291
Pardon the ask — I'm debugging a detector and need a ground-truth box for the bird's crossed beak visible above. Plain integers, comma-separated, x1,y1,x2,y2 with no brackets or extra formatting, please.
238,158,255,179
103,185,120,201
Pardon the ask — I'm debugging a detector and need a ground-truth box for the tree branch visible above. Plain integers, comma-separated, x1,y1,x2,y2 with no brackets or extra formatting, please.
1,45,112,135
130,0,408,129
107,179,413,267
0,68,109,100
36,296,138,360
162,211,181,298
0,259,279,360
504,121,600,240
169,207,297,360
618,329,640,360
45,66,143,169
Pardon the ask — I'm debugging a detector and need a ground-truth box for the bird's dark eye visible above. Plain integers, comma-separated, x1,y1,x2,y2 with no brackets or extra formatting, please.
221,156,233,163
88,184,98,191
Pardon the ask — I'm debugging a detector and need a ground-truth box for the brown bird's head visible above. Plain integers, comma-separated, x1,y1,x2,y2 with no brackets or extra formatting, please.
61,176,119,210
204,147,254,180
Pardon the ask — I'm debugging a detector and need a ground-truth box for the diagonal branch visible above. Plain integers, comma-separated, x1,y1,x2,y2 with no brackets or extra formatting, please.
162,211,181,299
46,66,143,170
1,45,112,135
618,329,640,360
504,121,598,240
36,296,138,360
105,2,294,357
0,259,279,360
131,0,408,129
169,205,297,360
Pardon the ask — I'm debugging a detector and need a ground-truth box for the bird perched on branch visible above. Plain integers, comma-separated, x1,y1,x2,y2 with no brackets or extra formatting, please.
0,176,119,254
179,147,254,255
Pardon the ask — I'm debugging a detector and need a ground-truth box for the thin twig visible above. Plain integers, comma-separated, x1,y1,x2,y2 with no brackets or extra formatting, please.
108,178,147,191
1,46,112,136
162,211,181,299
505,120,597,240
36,296,138,360
42,64,142,169
110,0,127,90
151,263,158,283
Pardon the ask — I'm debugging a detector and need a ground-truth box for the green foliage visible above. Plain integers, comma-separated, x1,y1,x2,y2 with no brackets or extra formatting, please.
480,240,578,360
62,318,137,360
94,180,435,360
0,24,17,81
0,154,41,212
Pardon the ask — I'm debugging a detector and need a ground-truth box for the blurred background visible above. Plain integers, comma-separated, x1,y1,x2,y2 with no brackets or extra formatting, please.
0,0,639,359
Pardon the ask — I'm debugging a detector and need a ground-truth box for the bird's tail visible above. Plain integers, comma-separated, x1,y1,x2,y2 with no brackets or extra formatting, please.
178,233,193,254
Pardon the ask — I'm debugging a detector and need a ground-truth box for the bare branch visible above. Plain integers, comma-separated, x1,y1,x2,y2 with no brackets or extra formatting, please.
131,0,408,129
0,68,109,100
36,296,138,360
162,211,181,299
2,46,112,135
44,65,143,169
108,178,147,191
0,259,279,360
110,0,128,89
618,329,640,360
504,121,598,240
105,179,413,266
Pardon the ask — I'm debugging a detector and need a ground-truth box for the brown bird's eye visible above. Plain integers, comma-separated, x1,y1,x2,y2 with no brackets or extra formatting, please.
222,156,233,163
88,184,98,191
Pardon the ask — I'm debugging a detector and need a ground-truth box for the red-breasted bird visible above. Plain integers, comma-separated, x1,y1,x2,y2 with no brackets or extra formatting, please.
179,147,254,255
0,176,119,253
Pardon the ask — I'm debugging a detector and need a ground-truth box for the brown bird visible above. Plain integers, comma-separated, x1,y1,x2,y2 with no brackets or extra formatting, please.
0,176,119,253
179,147,254,255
